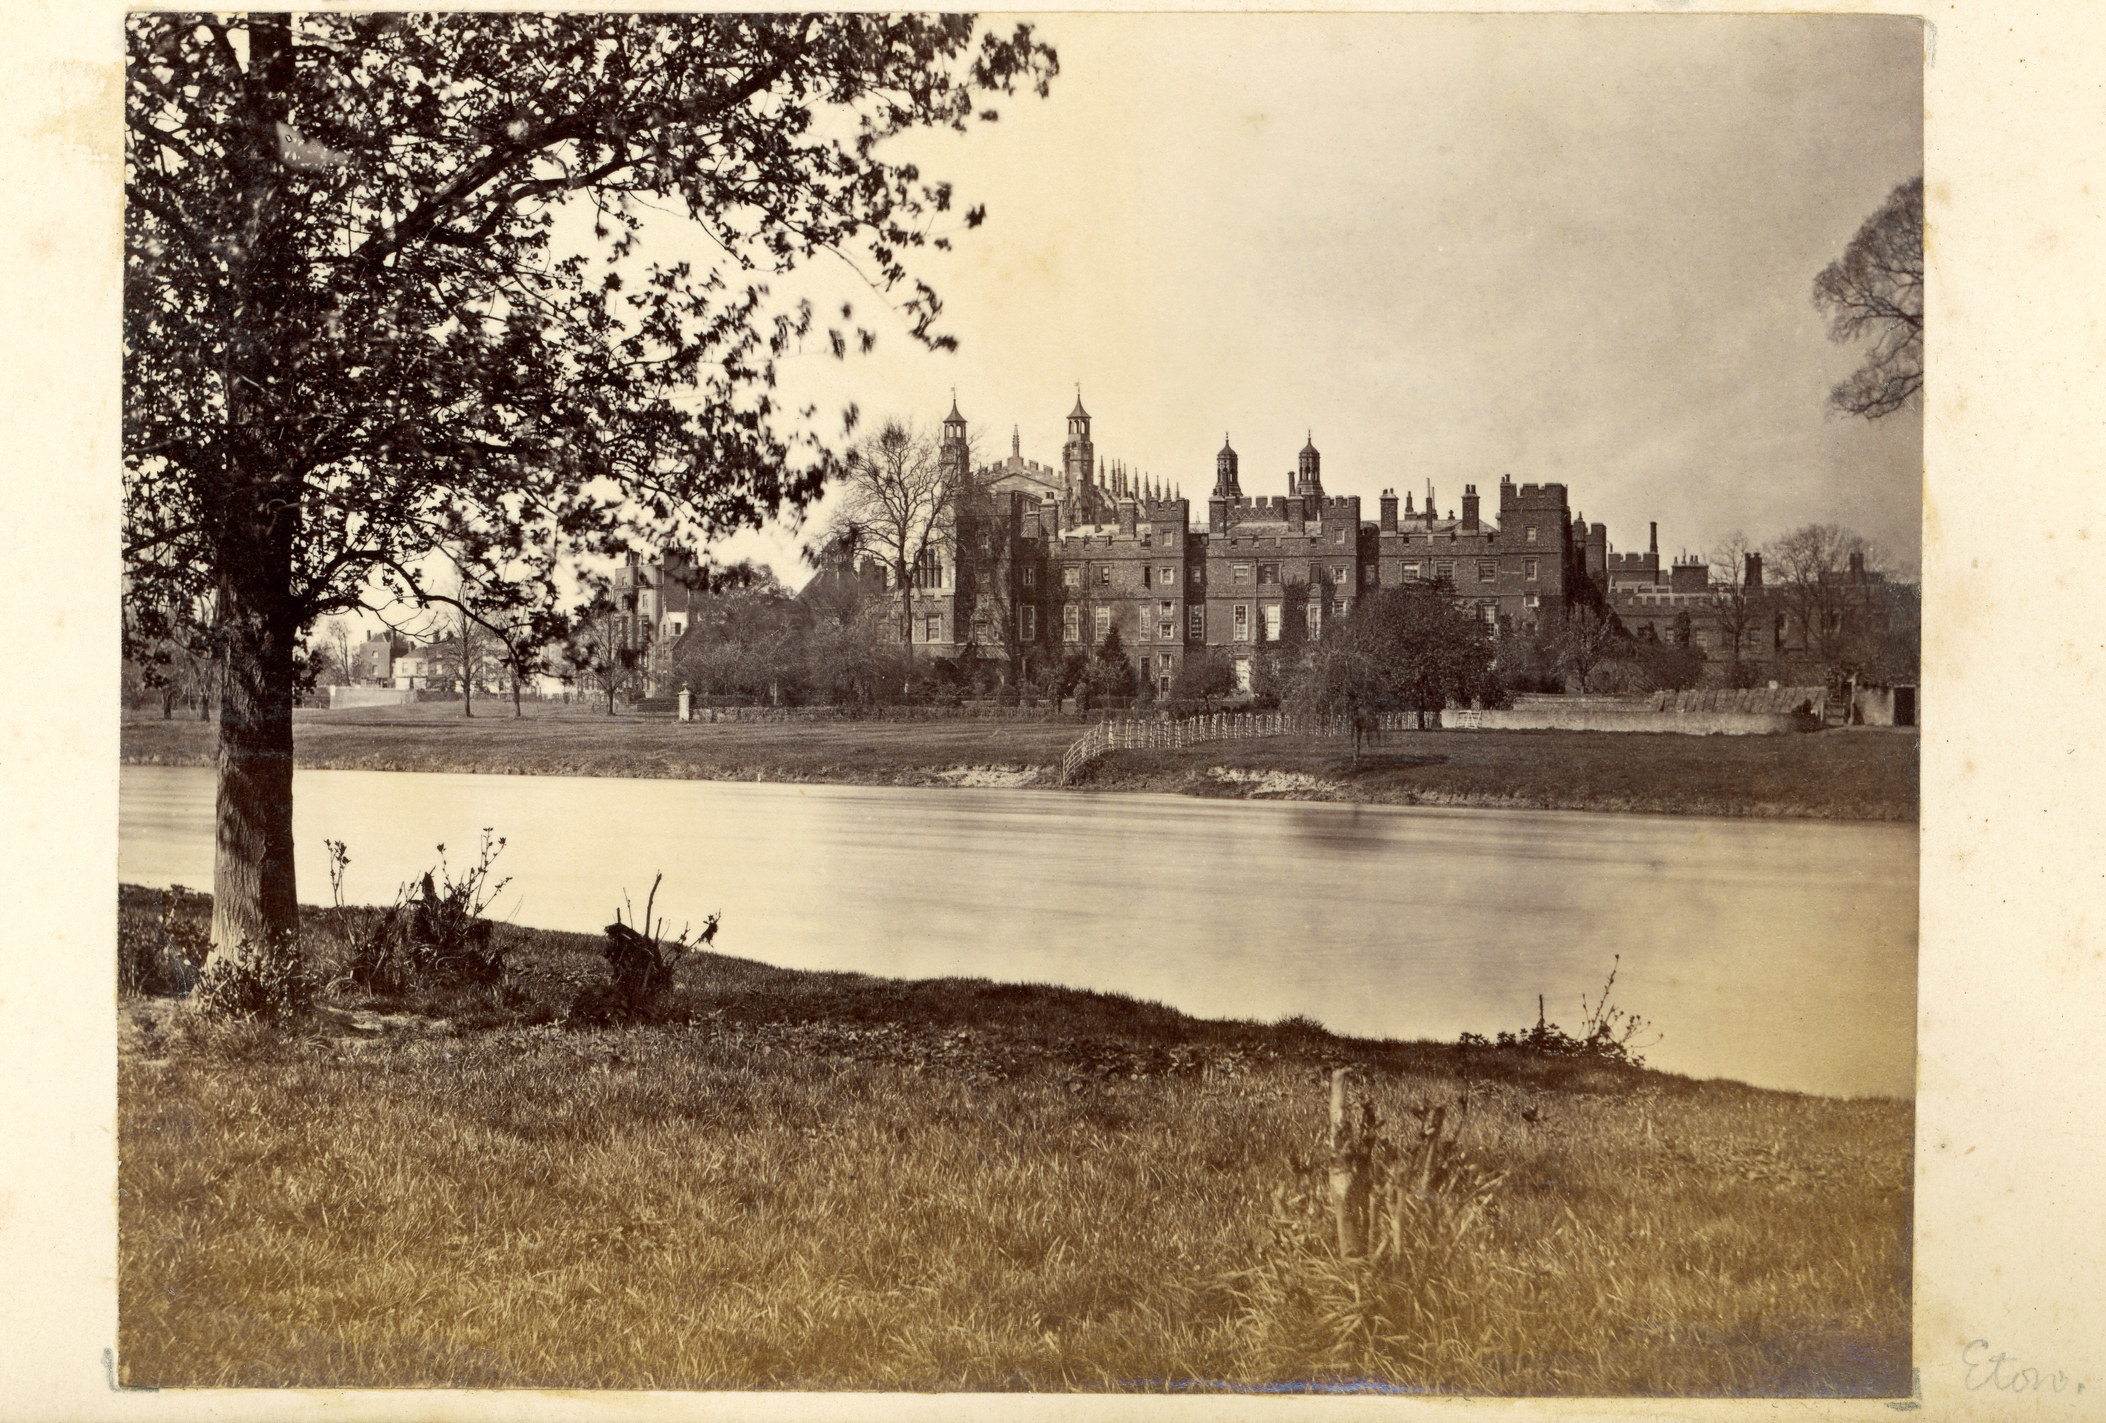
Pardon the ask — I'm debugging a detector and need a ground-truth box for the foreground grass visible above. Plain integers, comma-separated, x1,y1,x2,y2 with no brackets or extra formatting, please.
119,890,1912,1393
122,704,1917,819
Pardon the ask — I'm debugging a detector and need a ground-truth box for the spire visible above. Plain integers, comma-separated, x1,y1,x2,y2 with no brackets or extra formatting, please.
947,388,962,422
1012,424,1020,460
1070,383,1088,420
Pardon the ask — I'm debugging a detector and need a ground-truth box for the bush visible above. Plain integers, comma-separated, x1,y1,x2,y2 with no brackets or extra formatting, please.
568,875,718,1026
192,929,320,1021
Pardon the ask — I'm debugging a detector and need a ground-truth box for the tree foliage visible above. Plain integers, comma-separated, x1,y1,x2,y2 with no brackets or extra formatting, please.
124,13,1056,950
1288,586,1496,744
1813,176,1923,419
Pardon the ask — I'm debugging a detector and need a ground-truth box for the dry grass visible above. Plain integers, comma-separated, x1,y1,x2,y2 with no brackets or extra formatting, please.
118,893,1911,1394
122,705,1917,820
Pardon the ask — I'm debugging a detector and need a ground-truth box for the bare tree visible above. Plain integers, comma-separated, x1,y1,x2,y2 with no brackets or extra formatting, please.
1706,532,1761,674
1766,523,1874,669
816,420,975,654
1813,176,1923,419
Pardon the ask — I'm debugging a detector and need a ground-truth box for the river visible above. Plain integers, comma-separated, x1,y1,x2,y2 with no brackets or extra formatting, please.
119,765,1916,1098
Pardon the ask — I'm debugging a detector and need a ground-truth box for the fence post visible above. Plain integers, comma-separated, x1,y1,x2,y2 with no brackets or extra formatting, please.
1328,1067,1370,1258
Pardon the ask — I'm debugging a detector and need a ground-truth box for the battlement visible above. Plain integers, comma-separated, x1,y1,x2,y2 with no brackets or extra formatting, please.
1606,551,1659,571
1215,494,1359,519
1502,482,1569,506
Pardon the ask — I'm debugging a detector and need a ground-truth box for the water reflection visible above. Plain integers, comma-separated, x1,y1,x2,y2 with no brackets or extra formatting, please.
119,766,1916,1098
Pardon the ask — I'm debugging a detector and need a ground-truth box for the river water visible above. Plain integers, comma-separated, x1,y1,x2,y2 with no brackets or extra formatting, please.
119,766,1917,1098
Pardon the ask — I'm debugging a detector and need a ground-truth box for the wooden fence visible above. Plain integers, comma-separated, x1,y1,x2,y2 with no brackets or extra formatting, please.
1059,709,1425,783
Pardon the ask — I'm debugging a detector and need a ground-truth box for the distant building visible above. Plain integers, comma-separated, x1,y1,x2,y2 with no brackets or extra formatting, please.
350,631,411,685
873,395,1593,697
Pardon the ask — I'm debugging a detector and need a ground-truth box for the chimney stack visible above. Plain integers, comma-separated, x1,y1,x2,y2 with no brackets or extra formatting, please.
1649,522,1658,555
1379,489,1399,532
1745,551,1763,587
1461,484,1480,531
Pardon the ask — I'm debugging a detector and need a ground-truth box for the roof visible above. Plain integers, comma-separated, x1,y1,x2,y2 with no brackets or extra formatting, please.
1070,393,1089,419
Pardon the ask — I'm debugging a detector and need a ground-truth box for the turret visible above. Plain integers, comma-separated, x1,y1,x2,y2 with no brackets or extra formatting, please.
1296,432,1323,498
1213,434,1241,498
939,393,970,486
1063,390,1095,495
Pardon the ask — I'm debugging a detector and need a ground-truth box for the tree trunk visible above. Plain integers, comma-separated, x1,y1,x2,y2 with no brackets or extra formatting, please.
210,517,301,958
511,672,523,718
207,10,301,960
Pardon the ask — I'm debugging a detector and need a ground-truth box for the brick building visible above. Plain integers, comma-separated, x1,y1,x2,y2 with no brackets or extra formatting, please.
873,396,1599,697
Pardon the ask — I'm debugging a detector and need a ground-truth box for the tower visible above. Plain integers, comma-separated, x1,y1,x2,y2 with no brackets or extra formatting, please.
1296,432,1323,498
940,393,969,484
1062,389,1095,496
1213,434,1241,498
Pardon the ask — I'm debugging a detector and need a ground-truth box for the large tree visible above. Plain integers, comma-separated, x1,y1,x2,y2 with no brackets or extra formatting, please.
124,14,1056,957
1813,176,1923,419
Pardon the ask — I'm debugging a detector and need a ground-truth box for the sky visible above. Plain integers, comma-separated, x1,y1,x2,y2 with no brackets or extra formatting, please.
688,11,1923,585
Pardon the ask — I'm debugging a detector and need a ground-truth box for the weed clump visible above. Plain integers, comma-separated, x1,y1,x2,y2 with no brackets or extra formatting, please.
568,873,718,1025
340,832,513,994
118,886,208,998
1216,1080,1512,1390
1459,957,1653,1068
192,929,320,1021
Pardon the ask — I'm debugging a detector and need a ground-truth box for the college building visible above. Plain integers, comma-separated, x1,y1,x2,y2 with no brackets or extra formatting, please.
881,395,1599,696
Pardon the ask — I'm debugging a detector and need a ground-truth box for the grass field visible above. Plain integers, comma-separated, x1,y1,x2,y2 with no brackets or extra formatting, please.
121,703,1917,819
118,887,1912,1394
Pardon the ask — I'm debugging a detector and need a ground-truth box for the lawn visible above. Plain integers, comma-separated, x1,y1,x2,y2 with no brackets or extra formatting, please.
121,704,1917,819
118,887,1913,1393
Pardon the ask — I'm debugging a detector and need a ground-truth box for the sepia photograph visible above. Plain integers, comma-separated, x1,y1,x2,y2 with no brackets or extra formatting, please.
113,9,1922,1397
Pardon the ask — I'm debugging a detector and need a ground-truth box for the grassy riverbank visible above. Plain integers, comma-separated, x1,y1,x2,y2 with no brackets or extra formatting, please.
121,705,1918,819
119,887,1912,1393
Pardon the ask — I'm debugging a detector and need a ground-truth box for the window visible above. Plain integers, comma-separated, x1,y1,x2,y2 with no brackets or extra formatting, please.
1524,593,1540,609
1097,566,1111,587
1189,605,1204,640
1480,602,1498,626
1478,561,1497,583
1334,527,1347,544
1362,564,1376,586
1525,558,1539,581
1233,603,1249,639
1020,605,1037,640
1526,526,1538,544
1062,566,1079,589
1258,563,1278,585
1403,562,1420,580
923,614,942,643
1307,603,1322,638
1140,530,1152,547
1261,604,1282,642
1142,565,1152,589
1064,606,1080,642
1335,563,1350,584
1159,601,1176,641
1160,567,1175,588
1189,565,1203,587
1022,564,1036,589
1435,561,1455,582
1095,606,1112,639
1233,563,1252,585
